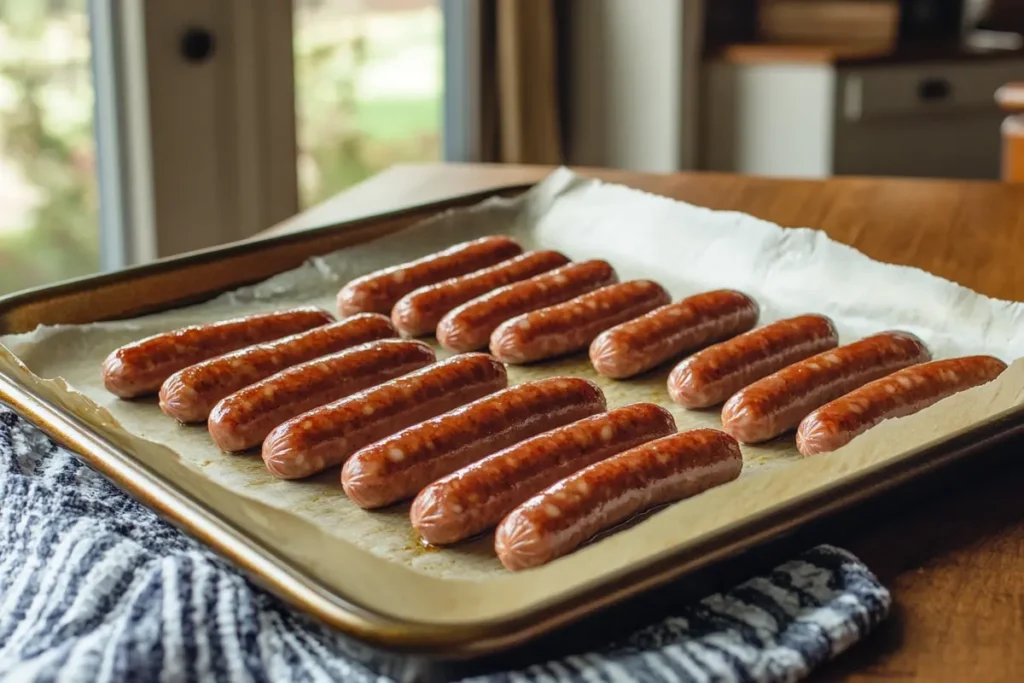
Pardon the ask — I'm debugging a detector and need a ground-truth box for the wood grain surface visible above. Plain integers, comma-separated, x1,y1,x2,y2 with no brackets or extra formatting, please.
266,164,1024,681
709,42,1024,66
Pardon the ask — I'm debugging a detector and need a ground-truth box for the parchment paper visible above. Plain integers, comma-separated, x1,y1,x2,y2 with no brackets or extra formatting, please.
2,168,1023,625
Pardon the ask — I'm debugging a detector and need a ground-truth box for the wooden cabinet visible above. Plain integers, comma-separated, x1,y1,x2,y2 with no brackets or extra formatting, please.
703,54,1024,179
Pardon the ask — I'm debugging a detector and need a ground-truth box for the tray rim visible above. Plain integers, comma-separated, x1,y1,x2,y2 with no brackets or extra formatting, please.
2,183,1023,659
0,183,535,332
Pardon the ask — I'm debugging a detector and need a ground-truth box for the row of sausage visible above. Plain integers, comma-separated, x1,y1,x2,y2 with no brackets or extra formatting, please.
334,235,1009,455
100,310,741,569
98,234,1010,569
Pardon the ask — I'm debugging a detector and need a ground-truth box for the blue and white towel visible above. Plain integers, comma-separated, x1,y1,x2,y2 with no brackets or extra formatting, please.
0,406,890,683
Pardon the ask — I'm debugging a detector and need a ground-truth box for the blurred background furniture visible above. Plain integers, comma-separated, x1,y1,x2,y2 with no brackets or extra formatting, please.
704,48,1022,179
996,81,1024,180
702,0,1024,179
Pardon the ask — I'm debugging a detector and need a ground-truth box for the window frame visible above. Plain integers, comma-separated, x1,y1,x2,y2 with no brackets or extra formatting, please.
96,0,470,268
92,0,299,267
441,0,482,163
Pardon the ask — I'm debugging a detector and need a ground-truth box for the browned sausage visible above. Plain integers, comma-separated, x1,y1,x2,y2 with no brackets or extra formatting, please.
336,236,522,316
796,355,1007,456
391,250,570,337
158,314,396,423
490,281,671,365
102,307,333,398
411,403,676,545
495,428,742,571
590,289,759,379
207,339,436,452
261,353,507,479
436,260,618,352
342,377,607,509
667,314,839,409
721,331,931,444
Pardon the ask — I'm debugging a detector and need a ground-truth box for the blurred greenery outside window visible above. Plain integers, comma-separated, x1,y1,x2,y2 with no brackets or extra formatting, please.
0,0,98,294
293,0,442,207
0,0,440,295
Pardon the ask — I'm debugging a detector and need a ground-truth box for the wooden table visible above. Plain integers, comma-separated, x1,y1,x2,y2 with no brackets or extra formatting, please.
269,164,1024,682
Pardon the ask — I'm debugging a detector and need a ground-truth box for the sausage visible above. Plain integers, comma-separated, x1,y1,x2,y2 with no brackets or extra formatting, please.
261,353,507,480
342,377,607,509
721,331,931,444
436,260,618,352
490,281,672,365
667,314,839,409
336,236,522,316
159,313,396,423
495,428,742,571
102,307,333,398
208,339,436,453
796,355,1007,456
590,289,759,379
391,250,570,337
411,403,676,545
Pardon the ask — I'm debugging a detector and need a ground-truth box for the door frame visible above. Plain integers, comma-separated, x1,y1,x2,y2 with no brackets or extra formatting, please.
440,0,483,163
92,0,298,266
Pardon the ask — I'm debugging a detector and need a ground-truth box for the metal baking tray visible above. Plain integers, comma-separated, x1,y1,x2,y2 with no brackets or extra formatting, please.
1,183,1022,670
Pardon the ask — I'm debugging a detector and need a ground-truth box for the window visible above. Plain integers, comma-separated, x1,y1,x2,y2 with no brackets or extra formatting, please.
293,0,444,208
0,0,99,294
0,0,455,294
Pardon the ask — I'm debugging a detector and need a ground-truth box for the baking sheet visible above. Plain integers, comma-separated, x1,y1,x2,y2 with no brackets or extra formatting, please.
2,167,1024,625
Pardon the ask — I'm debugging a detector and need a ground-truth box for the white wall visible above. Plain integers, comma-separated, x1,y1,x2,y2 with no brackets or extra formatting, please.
566,0,703,172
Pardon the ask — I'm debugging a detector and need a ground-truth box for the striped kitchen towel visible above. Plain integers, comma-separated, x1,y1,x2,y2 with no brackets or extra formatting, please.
0,406,890,683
